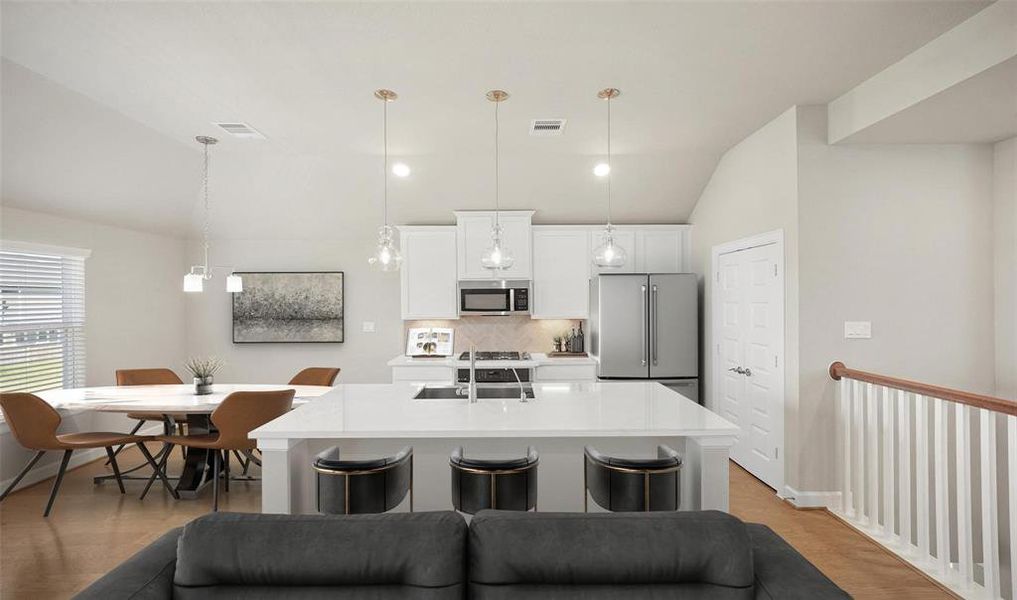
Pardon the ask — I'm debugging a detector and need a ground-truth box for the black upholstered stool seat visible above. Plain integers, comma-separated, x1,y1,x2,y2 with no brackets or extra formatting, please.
314,446,413,514
584,445,682,512
450,446,538,514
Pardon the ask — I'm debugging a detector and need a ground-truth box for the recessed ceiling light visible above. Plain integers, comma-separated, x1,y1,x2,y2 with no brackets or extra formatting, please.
392,163,411,178
593,163,611,177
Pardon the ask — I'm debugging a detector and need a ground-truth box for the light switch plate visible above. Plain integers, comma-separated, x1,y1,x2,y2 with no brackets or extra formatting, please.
362,321,376,333
844,321,871,339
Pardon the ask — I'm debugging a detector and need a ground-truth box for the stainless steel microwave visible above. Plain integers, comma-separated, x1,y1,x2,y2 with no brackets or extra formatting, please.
458,280,530,316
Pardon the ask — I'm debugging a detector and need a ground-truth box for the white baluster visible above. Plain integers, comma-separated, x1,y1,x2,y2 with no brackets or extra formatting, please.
955,403,973,588
882,386,895,539
916,394,930,561
898,389,912,551
980,408,1000,598
840,377,853,516
867,382,879,527
854,379,865,522
1007,415,1017,600
933,398,950,576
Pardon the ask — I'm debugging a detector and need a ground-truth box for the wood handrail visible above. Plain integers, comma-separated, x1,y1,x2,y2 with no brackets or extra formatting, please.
829,362,1017,417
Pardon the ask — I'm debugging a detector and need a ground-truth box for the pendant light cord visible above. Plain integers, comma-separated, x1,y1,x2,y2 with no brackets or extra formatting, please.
383,97,389,228
606,94,612,226
494,99,500,229
202,140,210,272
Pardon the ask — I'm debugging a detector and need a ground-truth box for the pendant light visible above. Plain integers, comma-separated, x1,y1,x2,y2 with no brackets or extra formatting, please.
593,88,627,268
480,90,515,271
183,136,242,293
368,89,403,272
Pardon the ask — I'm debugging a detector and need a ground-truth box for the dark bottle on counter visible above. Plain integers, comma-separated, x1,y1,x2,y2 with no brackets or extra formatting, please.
569,328,578,354
576,322,584,353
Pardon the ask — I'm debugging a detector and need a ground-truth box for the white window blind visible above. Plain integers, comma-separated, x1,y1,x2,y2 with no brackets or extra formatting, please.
0,248,86,393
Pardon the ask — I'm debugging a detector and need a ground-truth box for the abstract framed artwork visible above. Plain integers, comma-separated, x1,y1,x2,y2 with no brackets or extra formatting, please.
232,272,344,343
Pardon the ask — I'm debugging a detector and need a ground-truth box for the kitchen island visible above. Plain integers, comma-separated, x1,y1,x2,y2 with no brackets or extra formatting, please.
252,381,739,514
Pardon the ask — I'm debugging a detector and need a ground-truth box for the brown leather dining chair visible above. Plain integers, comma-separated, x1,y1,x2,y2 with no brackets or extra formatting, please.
288,367,341,386
0,392,177,516
110,368,188,462
141,389,295,511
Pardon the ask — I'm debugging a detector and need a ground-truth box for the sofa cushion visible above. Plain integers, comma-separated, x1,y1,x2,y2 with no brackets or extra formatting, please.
468,510,754,599
173,511,466,599
74,527,179,600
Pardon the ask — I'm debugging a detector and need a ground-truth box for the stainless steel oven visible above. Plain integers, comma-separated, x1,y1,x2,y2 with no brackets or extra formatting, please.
458,280,530,316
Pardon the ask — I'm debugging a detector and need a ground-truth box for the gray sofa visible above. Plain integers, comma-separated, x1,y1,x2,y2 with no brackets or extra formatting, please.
75,510,849,599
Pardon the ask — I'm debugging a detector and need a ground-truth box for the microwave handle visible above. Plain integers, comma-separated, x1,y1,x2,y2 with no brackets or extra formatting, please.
509,289,516,312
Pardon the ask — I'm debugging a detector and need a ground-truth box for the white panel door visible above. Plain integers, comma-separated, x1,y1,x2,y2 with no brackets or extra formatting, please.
399,227,459,319
716,242,783,490
532,227,590,319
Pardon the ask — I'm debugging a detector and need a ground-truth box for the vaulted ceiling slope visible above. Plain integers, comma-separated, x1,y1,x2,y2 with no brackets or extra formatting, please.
0,1,987,239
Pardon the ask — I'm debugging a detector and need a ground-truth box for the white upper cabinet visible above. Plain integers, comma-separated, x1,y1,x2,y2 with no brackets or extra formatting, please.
635,226,692,273
531,227,591,319
398,226,459,320
455,211,533,280
589,227,638,275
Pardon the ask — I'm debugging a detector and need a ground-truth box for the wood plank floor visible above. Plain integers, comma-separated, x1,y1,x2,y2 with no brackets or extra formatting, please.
1,448,951,599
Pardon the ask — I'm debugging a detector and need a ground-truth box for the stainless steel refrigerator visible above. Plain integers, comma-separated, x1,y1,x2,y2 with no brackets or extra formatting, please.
589,273,699,402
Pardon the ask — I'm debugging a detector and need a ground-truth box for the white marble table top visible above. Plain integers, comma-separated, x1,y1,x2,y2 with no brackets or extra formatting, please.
34,384,332,414
252,381,739,440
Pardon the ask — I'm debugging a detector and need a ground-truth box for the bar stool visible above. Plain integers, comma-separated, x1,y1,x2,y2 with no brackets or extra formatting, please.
450,446,538,514
583,445,682,512
313,446,413,514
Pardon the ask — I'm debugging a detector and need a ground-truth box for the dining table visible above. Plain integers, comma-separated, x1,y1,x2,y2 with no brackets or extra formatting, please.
35,383,332,499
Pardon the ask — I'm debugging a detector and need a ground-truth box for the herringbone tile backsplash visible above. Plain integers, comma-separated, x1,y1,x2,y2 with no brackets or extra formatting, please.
404,317,582,354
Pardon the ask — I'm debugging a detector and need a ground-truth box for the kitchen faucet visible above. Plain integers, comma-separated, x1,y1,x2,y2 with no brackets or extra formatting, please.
467,345,478,403
511,368,528,402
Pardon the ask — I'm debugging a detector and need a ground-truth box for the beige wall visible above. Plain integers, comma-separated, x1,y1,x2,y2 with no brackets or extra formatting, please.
796,106,996,492
688,106,801,489
182,237,404,385
994,136,1017,400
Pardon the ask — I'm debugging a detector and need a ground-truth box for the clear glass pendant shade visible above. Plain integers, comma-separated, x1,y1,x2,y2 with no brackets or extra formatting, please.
593,225,627,268
369,225,403,272
481,225,514,271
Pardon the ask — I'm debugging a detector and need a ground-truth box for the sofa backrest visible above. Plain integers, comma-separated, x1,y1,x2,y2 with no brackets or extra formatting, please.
468,510,755,599
173,511,466,600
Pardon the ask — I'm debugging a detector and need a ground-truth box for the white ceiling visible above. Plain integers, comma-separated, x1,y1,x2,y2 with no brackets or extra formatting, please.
838,54,1017,144
0,1,988,239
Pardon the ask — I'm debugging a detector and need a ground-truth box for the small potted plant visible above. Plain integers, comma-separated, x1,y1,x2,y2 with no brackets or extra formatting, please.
553,335,563,353
185,356,223,395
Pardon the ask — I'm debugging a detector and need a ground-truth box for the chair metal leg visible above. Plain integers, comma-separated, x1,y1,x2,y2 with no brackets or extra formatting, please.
105,447,126,494
0,450,45,501
44,450,73,517
137,443,179,500
107,420,144,464
233,450,250,475
140,443,176,500
222,451,230,493
211,450,221,512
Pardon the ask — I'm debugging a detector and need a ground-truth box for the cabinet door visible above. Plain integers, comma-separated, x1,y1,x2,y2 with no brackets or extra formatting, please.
637,229,684,273
532,228,590,319
400,227,458,319
457,212,532,280
589,227,637,275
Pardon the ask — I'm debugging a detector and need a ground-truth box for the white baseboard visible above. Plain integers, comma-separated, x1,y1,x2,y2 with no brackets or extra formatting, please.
1,422,164,494
782,485,841,509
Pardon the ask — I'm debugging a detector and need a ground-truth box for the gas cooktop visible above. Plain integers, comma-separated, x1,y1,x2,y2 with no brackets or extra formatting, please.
457,351,531,361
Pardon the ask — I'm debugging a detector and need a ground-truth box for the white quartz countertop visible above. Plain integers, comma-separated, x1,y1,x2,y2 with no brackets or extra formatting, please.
252,381,738,440
387,352,595,369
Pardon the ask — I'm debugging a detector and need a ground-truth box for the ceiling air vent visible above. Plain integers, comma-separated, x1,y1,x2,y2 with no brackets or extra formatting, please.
529,119,566,137
213,122,265,139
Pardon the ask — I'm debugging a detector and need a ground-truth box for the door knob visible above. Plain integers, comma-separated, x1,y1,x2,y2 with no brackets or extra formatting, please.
743,368,752,377
728,367,745,374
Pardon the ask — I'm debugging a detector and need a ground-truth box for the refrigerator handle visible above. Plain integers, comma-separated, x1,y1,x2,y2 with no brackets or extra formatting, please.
641,284,648,366
652,284,659,366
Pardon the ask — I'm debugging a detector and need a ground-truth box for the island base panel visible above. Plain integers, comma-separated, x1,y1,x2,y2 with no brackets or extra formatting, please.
258,436,732,515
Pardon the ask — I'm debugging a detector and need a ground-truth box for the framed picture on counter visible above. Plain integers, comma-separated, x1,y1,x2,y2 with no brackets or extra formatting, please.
406,327,454,357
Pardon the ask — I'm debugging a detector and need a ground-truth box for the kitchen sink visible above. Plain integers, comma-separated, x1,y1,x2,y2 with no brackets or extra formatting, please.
414,384,535,400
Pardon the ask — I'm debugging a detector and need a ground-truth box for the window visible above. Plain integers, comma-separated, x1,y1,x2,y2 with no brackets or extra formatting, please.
0,243,89,393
